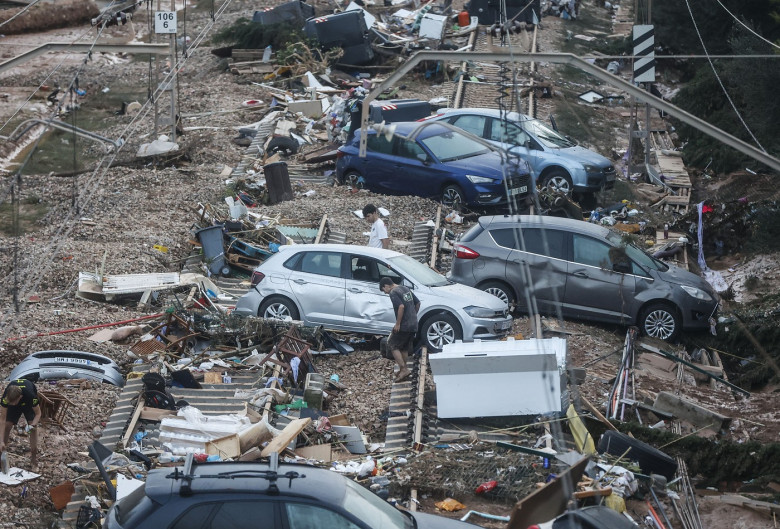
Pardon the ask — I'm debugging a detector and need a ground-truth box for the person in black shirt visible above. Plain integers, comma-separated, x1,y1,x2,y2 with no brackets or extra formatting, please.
0,379,42,470
380,277,420,382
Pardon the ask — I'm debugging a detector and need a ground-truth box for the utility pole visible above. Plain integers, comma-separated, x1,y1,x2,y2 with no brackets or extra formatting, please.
630,0,655,180
169,0,177,142
153,1,178,140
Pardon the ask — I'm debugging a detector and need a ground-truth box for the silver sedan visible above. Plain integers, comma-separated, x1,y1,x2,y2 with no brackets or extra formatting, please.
234,244,513,352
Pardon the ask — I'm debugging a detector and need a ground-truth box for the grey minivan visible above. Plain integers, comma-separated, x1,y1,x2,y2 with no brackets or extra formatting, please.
447,216,719,341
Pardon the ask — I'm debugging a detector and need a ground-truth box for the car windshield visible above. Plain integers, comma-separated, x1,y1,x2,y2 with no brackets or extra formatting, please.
388,254,449,287
520,117,576,148
606,232,669,272
420,129,490,162
341,478,410,529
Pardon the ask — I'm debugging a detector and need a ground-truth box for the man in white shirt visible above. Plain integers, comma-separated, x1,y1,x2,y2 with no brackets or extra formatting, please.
363,204,389,249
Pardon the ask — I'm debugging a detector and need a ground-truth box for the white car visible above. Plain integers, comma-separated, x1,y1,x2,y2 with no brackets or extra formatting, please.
234,244,513,352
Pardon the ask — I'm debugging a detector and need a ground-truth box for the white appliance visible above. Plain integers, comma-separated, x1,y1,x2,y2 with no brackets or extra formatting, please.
429,338,568,418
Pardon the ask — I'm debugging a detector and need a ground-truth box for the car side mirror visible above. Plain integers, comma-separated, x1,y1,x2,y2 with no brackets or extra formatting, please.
613,262,631,274
417,153,430,164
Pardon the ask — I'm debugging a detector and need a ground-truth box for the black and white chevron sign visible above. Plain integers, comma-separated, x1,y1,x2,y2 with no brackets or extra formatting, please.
632,24,655,83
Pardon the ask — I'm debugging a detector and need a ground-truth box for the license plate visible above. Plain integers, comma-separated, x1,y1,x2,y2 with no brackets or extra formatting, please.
509,186,528,196
496,320,512,331
606,173,616,182
55,357,90,365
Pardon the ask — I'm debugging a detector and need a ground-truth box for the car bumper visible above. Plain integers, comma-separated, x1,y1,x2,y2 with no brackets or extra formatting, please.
460,313,514,341
681,299,719,330
575,168,617,192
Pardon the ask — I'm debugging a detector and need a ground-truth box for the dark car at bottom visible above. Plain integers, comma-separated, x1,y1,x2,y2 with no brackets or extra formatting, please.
105,456,478,529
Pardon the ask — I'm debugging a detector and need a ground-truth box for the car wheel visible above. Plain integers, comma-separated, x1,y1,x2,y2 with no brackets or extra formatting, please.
481,281,515,308
597,430,678,480
441,184,465,209
542,170,573,195
639,302,680,341
258,297,300,321
420,313,462,353
266,136,299,156
341,170,365,189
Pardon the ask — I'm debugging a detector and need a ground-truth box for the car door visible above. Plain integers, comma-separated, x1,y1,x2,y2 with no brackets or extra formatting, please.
343,255,397,333
385,137,438,197
361,134,397,193
492,227,569,313
287,251,346,327
563,233,636,324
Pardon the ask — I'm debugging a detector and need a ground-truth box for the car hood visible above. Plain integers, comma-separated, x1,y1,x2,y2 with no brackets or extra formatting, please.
427,281,509,311
409,511,480,528
654,265,716,293
555,145,613,168
444,152,520,178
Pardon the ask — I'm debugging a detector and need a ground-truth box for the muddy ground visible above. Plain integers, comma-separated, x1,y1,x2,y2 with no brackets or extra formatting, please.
0,0,778,528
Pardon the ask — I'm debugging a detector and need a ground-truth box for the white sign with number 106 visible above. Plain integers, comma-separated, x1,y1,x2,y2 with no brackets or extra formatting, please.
155,11,177,34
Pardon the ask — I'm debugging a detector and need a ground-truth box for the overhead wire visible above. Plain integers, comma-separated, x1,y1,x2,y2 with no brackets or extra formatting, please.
0,0,46,30
712,0,780,51
0,0,240,342
682,0,766,152
0,24,99,136
486,2,585,523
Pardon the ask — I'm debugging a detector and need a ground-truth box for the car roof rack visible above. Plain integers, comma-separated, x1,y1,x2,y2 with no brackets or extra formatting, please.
167,453,305,496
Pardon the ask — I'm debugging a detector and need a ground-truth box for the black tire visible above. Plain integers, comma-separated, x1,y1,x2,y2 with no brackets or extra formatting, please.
541,170,574,195
340,170,365,189
441,184,465,209
266,136,299,156
419,312,462,353
639,302,680,341
597,430,678,480
480,280,515,308
258,297,300,321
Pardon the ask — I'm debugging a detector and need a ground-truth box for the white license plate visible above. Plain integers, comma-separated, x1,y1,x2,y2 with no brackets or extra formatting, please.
55,357,90,365
496,320,512,331
509,186,528,196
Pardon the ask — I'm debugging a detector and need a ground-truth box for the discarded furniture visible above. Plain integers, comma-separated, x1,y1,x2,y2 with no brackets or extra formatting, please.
38,390,75,432
257,325,315,388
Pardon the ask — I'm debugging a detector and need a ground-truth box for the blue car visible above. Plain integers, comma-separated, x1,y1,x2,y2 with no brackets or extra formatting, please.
422,108,617,197
336,121,532,208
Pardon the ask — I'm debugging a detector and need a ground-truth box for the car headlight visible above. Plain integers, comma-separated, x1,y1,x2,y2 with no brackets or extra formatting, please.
464,306,497,318
582,164,600,173
466,175,495,184
681,285,713,301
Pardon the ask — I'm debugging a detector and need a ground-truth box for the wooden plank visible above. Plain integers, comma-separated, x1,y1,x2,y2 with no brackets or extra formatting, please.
261,418,311,457
413,348,427,445
580,394,617,431
206,434,241,458
721,495,780,515
314,214,328,245
121,399,144,449
295,444,333,461
262,364,282,421
140,407,177,421
429,206,442,269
